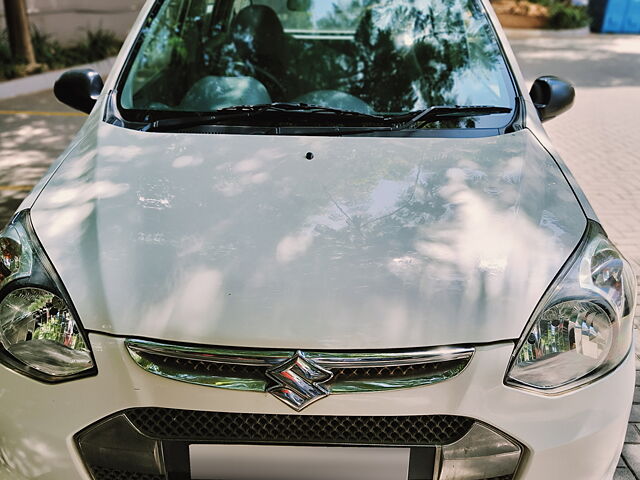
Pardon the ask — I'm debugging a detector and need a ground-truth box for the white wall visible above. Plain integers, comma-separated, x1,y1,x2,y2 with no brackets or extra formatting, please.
0,0,146,43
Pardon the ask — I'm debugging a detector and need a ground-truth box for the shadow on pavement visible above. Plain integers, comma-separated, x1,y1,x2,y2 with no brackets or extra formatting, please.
0,90,86,225
0,192,25,228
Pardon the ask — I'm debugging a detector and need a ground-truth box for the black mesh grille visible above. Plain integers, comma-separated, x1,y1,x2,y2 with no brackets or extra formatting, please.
137,351,467,387
332,360,464,383
90,466,164,480
125,408,474,446
147,353,266,380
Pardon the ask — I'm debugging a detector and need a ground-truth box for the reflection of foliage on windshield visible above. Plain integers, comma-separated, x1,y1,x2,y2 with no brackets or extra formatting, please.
317,0,364,29
121,0,507,122
347,0,499,111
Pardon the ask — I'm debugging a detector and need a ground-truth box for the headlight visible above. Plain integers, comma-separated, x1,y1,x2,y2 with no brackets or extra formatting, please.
506,221,636,392
0,211,95,382
0,219,33,288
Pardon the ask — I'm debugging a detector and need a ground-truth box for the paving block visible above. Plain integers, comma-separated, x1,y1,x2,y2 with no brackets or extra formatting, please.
627,424,640,443
629,405,640,423
622,444,640,475
614,466,636,480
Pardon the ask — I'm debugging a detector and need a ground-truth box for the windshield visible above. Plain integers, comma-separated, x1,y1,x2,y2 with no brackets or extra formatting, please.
118,0,516,130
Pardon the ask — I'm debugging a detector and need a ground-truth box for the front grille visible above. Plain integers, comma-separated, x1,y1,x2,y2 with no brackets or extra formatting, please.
90,466,164,480
126,339,474,394
149,353,266,379
333,361,463,383
126,407,474,446
141,351,467,390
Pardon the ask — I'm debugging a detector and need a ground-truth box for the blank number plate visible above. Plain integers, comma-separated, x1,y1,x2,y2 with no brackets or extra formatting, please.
189,444,412,480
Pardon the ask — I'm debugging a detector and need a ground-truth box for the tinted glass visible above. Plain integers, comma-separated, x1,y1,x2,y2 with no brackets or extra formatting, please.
119,0,515,128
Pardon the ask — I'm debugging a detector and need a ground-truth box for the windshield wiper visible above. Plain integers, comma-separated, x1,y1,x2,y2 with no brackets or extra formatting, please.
328,105,513,135
140,103,511,133
393,105,512,129
140,103,387,132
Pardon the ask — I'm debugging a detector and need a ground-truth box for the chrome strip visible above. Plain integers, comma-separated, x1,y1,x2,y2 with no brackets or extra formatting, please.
432,446,442,479
437,423,521,480
125,339,474,368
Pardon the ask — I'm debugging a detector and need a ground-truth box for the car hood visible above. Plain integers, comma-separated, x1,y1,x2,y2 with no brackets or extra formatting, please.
31,125,586,349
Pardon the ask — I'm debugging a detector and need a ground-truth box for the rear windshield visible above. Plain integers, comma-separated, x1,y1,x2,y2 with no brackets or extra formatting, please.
118,0,516,129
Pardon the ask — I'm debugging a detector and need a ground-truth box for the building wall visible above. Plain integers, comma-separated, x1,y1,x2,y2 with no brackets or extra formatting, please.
0,0,146,43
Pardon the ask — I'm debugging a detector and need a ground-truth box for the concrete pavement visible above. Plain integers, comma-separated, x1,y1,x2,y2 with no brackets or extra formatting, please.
0,27,639,480
0,91,85,222
509,29,640,480
509,30,640,274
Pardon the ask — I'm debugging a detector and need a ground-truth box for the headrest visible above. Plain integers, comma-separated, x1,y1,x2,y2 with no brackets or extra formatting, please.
232,5,285,47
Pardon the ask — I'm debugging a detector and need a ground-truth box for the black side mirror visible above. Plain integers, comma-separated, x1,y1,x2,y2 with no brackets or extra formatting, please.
529,76,575,122
54,69,104,114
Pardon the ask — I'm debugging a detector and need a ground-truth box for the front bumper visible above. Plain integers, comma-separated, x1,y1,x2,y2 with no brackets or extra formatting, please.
0,335,633,480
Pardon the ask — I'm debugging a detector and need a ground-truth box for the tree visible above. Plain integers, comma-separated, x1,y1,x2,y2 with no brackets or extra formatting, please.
3,0,36,65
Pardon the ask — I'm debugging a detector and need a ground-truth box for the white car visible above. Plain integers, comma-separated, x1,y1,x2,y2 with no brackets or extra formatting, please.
0,0,635,479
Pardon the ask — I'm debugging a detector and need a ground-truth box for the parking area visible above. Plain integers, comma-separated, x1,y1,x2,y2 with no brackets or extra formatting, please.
0,91,85,222
510,30,640,480
0,27,639,480
509,30,640,275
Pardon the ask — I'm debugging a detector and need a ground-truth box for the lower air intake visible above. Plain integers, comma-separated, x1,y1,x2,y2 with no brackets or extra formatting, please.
126,407,475,445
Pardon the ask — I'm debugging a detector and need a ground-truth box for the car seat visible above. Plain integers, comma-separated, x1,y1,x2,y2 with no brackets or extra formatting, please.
231,5,289,98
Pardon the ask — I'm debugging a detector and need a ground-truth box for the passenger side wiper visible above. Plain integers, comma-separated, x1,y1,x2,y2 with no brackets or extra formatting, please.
140,103,387,132
329,105,513,135
392,105,512,130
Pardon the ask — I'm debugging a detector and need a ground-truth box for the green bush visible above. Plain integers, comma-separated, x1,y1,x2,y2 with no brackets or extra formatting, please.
31,28,63,68
0,28,122,81
0,31,19,80
528,0,591,29
63,29,122,65
547,3,591,29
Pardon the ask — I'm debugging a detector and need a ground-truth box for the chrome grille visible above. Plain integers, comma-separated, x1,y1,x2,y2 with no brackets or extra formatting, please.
125,407,475,446
151,355,265,379
126,339,474,394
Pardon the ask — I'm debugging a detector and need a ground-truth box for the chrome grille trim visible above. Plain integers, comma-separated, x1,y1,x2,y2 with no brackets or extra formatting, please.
125,339,474,367
125,339,474,393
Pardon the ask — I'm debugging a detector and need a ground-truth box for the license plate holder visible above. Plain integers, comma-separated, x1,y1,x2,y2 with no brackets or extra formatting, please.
187,443,435,480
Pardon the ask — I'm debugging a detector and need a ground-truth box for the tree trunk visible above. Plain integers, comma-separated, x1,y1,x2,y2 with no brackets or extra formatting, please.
3,0,36,65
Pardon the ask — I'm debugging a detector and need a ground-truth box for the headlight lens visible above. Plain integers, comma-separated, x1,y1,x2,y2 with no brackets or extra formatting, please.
0,222,33,288
0,288,92,376
0,211,95,381
506,222,636,392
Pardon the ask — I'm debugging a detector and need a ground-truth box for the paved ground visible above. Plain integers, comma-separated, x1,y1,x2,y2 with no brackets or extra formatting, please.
0,27,639,479
509,30,640,273
0,92,84,222
509,29,640,480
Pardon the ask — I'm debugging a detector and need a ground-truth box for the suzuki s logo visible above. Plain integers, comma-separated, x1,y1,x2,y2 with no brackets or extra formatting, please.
266,351,333,411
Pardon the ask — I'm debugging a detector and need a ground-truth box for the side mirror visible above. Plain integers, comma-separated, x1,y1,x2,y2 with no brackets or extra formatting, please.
529,76,575,122
54,69,104,114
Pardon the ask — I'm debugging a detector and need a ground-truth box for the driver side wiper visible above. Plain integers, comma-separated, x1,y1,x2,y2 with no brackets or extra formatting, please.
140,103,387,132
